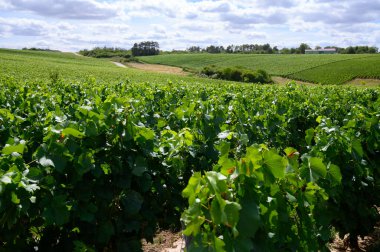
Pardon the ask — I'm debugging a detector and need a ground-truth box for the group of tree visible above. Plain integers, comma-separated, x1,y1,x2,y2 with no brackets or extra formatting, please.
187,43,279,54
186,43,378,54
79,47,131,58
201,65,272,84
131,41,160,56
79,41,160,58
334,46,378,54
22,47,60,53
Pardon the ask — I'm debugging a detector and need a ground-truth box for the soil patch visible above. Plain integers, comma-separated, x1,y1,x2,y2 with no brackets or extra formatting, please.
142,231,183,252
272,76,316,85
125,63,188,76
344,78,380,87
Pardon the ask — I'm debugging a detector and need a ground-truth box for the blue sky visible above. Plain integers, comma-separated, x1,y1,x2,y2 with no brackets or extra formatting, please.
0,0,379,52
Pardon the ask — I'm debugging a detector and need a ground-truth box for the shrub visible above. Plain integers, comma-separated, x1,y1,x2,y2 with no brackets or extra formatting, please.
201,66,272,84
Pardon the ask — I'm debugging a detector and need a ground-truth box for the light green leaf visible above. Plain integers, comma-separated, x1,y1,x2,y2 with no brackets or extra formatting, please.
11,191,20,204
62,128,85,138
305,128,314,146
2,144,25,155
263,150,286,179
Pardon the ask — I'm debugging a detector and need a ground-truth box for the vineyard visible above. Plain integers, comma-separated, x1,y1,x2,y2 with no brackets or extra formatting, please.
139,53,380,85
0,50,379,251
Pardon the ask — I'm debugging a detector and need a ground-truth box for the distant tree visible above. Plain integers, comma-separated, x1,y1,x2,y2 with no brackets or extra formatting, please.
280,47,290,54
205,45,224,53
346,46,355,54
131,41,160,56
315,46,322,50
226,45,234,53
299,43,311,54
187,46,201,53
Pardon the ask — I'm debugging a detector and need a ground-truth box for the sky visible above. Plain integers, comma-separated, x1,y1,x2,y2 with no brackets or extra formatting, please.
0,0,379,52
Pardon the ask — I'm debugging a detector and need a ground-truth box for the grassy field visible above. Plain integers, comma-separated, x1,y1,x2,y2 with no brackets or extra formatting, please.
0,49,230,85
139,53,380,85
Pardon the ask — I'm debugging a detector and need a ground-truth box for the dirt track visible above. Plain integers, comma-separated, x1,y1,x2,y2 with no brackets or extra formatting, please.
125,62,188,76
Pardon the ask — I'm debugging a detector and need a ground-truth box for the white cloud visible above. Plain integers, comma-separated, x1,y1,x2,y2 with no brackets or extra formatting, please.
0,0,379,51
5,0,119,19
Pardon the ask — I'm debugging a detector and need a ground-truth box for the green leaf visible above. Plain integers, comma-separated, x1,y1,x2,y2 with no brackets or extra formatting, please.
182,172,202,203
352,139,363,158
43,195,70,225
263,150,286,179
2,144,25,155
328,163,342,185
121,190,143,215
11,191,20,204
62,128,85,138
132,156,147,176
224,201,241,227
97,221,114,244
205,171,227,194
210,198,223,225
305,128,314,146
39,156,55,167
303,157,327,182
237,197,260,238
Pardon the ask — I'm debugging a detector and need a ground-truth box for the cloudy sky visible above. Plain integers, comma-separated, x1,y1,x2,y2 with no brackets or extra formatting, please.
0,0,379,52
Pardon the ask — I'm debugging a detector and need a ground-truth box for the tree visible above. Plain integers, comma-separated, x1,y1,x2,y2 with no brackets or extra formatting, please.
131,41,160,56
299,43,311,54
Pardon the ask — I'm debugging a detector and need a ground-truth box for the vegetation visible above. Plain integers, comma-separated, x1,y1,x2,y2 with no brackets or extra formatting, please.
131,41,160,57
201,65,272,83
79,47,131,58
0,49,379,251
185,43,378,54
140,53,380,84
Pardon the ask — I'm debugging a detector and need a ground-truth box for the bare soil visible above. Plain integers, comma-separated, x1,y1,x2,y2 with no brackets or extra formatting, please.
344,78,380,87
125,63,189,76
142,231,183,252
145,216,380,252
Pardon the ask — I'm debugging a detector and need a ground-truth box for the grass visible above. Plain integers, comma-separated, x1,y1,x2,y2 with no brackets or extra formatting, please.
138,53,380,84
0,49,231,85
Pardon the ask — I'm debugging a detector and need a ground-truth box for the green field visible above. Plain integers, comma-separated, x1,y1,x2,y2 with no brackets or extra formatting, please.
0,49,379,251
139,53,380,84
0,49,229,85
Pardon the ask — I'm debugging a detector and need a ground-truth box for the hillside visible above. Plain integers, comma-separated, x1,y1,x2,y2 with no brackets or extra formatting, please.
139,53,380,85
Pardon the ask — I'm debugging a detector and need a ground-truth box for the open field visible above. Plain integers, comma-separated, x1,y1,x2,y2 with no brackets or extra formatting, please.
139,53,380,85
0,49,223,85
0,49,379,251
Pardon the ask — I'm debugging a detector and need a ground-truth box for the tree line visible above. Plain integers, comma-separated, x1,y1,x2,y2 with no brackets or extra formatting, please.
79,41,160,58
78,41,378,58
186,43,378,54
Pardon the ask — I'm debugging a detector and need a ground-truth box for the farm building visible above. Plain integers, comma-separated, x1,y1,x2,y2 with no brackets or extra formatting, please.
305,48,337,54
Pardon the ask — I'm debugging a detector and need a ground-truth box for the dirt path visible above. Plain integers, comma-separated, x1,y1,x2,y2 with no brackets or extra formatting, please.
71,52,83,57
125,62,188,76
112,61,127,68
